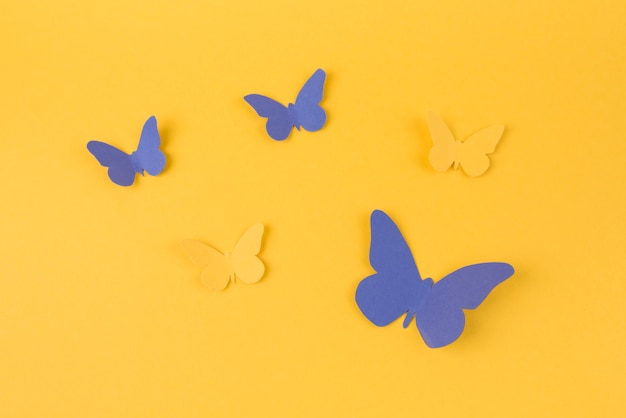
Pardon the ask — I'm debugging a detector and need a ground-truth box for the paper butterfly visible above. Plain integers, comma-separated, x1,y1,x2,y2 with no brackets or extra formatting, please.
355,210,514,348
427,111,504,177
244,68,326,141
181,224,265,291
87,116,166,186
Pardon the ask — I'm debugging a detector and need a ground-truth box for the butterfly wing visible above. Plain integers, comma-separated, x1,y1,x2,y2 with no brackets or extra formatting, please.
428,112,457,171
231,224,265,285
458,125,504,177
355,210,422,327
134,116,166,176
415,263,514,348
293,68,326,133
427,112,458,172
244,94,293,141
86,141,136,186
180,239,231,291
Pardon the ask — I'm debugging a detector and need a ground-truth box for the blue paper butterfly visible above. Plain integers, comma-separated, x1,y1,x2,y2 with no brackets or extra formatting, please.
244,68,327,141
87,116,166,186
355,210,514,348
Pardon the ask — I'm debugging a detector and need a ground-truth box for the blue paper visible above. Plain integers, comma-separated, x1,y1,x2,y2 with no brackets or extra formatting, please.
87,116,166,186
244,68,326,141
355,210,514,348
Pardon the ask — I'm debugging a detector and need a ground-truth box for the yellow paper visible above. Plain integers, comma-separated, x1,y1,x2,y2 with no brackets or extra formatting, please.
0,1,625,417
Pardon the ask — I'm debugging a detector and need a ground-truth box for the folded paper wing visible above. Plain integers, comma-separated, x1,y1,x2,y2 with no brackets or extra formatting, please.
415,263,514,348
230,223,265,284
180,239,231,291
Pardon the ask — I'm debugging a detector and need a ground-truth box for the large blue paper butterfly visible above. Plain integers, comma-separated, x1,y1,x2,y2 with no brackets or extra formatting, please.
87,116,166,186
355,210,514,348
244,68,326,141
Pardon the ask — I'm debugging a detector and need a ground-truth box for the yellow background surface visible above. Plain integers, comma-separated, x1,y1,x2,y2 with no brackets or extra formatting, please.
1,1,625,416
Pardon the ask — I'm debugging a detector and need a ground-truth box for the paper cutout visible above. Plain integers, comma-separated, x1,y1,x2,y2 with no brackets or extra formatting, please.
355,210,514,348
244,68,326,141
427,112,504,177
87,116,166,186
181,224,265,291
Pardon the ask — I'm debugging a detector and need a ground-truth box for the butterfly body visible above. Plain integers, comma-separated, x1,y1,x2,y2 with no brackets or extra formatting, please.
87,116,165,186
244,69,326,141
286,103,301,130
356,210,514,348
181,224,265,291
427,112,504,177
397,277,434,328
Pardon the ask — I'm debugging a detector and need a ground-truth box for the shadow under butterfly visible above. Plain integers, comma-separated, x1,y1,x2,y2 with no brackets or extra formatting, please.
355,210,514,348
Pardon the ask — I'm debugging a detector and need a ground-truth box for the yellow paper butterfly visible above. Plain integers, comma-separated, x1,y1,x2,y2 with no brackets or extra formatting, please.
181,224,265,291
427,112,505,177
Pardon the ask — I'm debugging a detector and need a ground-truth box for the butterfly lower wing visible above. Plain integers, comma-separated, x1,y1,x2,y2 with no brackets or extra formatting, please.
355,210,422,327
134,116,166,176
356,273,418,326
458,125,504,177
181,239,231,291
415,263,514,348
231,224,265,285
427,112,457,172
294,68,326,132
86,141,136,186
244,94,293,141
414,298,465,348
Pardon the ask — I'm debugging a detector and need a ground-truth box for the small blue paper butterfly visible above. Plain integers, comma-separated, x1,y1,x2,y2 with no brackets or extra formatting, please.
87,116,166,186
244,68,327,141
355,210,514,348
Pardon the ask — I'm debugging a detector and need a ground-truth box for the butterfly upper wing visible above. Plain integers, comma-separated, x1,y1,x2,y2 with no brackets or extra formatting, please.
86,141,136,186
231,224,265,285
244,94,293,141
355,210,422,327
134,116,166,176
427,112,458,172
293,68,326,133
458,125,504,177
180,239,231,291
415,263,514,348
